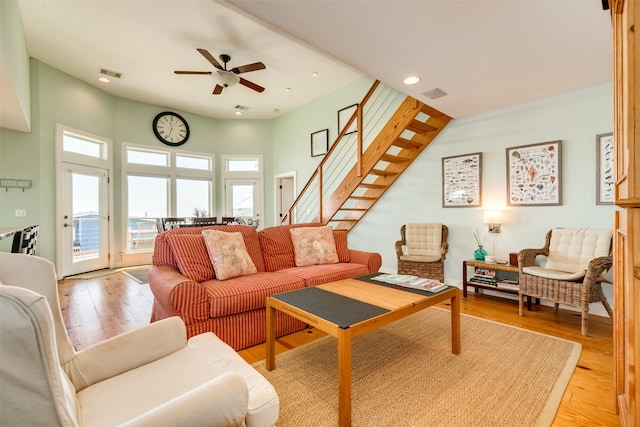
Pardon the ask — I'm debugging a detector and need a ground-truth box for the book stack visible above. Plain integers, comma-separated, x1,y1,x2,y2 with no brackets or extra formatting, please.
469,267,498,286
372,274,448,293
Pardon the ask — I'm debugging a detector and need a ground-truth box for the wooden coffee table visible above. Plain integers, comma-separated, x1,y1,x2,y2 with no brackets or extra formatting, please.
265,277,460,427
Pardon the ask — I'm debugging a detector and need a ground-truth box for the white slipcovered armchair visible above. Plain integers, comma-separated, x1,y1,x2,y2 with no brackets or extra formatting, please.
0,253,279,426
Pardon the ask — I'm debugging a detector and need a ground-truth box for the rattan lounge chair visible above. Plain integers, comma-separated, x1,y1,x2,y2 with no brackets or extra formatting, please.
518,228,613,336
395,223,448,282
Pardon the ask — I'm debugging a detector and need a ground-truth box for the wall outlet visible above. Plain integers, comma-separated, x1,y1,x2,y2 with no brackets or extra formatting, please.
15,209,26,217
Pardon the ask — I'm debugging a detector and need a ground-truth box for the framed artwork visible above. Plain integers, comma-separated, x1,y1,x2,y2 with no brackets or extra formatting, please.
596,132,614,205
338,104,358,135
441,152,482,208
310,129,329,157
506,140,562,206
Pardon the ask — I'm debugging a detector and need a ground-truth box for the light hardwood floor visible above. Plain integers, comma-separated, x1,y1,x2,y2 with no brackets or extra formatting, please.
58,271,620,426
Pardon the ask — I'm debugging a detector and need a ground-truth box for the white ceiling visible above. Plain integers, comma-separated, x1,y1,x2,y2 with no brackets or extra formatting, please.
4,0,612,132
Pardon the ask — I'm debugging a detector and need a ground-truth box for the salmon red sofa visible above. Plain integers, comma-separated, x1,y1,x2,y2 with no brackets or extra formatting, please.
149,223,382,350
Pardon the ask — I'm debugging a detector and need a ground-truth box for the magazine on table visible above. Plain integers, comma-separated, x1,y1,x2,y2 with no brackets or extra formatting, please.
372,274,448,293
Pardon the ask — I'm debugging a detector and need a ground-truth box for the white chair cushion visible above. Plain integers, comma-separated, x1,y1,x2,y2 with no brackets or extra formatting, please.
405,223,442,260
522,266,586,281
76,332,278,427
544,228,612,274
400,254,442,263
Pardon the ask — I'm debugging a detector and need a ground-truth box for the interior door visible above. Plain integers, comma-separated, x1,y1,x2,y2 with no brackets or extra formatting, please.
61,162,109,276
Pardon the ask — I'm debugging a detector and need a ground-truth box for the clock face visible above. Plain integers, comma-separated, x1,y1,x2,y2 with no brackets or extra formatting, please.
153,112,190,146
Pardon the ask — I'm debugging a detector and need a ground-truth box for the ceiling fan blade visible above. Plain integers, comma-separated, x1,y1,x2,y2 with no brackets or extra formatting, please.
212,84,224,95
197,48,223,70
231,62,266,74
174,71,212,75
239,77,265,93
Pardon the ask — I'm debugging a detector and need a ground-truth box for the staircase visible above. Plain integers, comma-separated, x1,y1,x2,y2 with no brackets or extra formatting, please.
284,80,452,231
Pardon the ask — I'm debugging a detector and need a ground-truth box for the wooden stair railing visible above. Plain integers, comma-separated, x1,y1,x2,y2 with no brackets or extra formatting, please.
283,80,452,231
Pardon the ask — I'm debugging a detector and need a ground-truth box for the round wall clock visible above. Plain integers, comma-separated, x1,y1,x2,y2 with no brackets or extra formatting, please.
152,111,190,146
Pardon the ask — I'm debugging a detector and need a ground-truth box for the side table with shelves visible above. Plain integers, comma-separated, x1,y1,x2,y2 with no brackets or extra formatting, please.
462,260,536,309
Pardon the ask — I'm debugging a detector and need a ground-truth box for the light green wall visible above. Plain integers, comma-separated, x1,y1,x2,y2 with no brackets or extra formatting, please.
347,82,616,315
271,77,374,186
0,57,616,317
0,0,31,131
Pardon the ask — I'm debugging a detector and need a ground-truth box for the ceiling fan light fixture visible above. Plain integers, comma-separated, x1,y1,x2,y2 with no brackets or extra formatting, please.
213,70,240,88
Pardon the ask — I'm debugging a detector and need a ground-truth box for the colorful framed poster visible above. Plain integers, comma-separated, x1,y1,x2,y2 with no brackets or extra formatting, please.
506,140,561,206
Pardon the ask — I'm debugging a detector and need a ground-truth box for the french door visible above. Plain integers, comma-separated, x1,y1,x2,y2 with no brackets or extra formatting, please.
60,163,109,276
225,178,262,226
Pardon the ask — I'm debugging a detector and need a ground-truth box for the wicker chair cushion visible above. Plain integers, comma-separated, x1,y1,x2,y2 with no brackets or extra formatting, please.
404,223,442,260
399,254,442,262
544,228,612,273
522,266,585,281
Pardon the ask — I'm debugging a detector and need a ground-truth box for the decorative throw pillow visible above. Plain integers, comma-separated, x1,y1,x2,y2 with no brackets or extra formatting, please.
290,226,339,267
166,234,215,282
202,230,257,280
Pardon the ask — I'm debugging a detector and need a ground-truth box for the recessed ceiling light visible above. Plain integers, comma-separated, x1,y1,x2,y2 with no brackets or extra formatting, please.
403,76,421,85
235,111,243,116
312,72,318,77
284,87,292,92
98,77,110,83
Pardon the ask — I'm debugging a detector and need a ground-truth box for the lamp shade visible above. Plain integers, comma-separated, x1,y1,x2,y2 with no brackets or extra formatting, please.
213,70,240,88
484,210,503,224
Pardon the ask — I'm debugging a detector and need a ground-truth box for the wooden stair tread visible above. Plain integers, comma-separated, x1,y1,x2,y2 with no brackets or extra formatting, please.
349,196,377,200
380,154,411,163
328,218,358,222
392,137,424,149
339,207,368,211
369,169,398,177
358,183,387,189
406,121,437,134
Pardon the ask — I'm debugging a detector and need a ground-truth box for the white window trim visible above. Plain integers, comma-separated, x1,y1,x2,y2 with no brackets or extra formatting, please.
122,142,215,253
221,154,264,222
55,124,114,274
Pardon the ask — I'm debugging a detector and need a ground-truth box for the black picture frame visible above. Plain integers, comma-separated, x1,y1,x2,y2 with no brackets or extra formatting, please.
338,104,358,135
311,129,329,157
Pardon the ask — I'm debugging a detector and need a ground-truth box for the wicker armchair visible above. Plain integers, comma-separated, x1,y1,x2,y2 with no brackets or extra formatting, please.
518,228,613,336
395,223,448,282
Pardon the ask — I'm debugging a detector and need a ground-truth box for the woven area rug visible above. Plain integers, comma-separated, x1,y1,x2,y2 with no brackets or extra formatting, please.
121,267,150,284
254,308,581,427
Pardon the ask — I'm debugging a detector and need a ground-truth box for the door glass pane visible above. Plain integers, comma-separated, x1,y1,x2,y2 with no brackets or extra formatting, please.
127,175,168,251
72,173,100,261
232,184,254,217
177,178,211,217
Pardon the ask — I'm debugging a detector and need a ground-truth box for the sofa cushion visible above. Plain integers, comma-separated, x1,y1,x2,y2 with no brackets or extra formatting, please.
545,228,612,273
200,272,305,317
259,223,324,272
202,230,257,280
332,230,350,263
277,263,370,287
290,226,339,267
166,234,215,282
153,225,266,273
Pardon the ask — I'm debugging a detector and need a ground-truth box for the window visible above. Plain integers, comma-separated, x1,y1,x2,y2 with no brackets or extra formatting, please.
123,144,214,252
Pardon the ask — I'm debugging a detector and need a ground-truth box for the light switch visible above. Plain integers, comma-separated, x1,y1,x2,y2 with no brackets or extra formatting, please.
15,209,26,217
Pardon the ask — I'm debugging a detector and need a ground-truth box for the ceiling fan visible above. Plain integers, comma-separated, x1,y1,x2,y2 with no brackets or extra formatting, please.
175,48,266,95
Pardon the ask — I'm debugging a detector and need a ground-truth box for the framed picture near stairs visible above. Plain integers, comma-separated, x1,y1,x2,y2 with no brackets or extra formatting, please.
442,152,482,208
338,104,358,135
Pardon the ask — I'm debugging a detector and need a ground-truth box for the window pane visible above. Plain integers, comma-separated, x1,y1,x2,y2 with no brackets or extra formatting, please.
72,173,100,260
127,148,168,166
177,178,211,217
177,154,211,170
228,159,258,172
232,184,254,217
63,134,102,158
127,175,168,251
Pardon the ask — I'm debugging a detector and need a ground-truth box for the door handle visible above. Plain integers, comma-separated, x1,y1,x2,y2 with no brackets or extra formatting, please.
63,223,70,227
